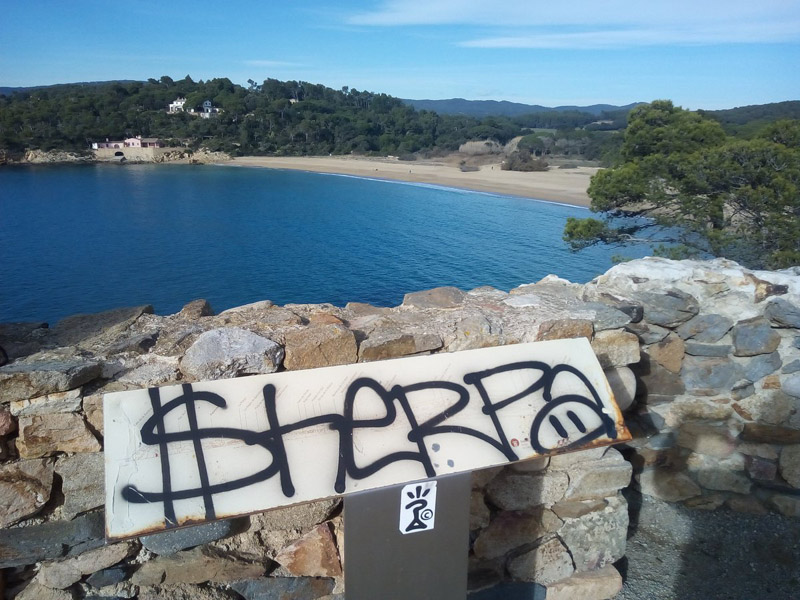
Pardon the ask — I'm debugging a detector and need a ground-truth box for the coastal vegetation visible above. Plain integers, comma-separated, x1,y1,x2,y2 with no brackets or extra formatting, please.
0,76,627,163
563,101,800,269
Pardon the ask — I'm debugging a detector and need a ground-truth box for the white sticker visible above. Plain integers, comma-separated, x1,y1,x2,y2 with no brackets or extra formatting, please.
399,481,437,534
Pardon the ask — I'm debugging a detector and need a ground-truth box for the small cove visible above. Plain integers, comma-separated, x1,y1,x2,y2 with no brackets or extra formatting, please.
0,163,650,324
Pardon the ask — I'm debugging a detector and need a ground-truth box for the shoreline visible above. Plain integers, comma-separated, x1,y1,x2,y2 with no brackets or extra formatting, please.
229,156,598,207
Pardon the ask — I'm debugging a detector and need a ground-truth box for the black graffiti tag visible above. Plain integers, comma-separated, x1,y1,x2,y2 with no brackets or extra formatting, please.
121,361,617,528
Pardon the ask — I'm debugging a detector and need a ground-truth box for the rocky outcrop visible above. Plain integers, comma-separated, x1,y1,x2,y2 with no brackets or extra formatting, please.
0,256,798,598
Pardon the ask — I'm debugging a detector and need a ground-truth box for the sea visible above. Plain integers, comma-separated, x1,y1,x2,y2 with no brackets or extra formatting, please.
0,163,650,324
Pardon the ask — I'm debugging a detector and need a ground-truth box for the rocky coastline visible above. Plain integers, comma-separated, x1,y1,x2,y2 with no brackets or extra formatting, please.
0,148,232,166
1,257,799,599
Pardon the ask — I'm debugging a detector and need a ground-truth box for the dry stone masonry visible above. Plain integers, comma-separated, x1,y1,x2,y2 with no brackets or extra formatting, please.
0,257,798,599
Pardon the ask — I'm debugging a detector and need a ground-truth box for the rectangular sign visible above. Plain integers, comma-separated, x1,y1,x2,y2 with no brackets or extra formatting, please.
104,339,629,539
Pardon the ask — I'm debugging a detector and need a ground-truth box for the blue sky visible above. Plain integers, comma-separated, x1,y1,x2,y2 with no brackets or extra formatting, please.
2,0,798,109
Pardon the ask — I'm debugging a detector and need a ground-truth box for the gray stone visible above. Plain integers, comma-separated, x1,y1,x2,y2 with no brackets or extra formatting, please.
180,327,283,380
0,406,15,435
745,455,778,481
584,303,633,331
783,374,800,398
681,356,741,392
470,491,491,530
742,351,783,382
625,322,670,345
251,499,339,532
138,582,243,600
359,330,442,361
697,467,752,494
765,297,800,328
731,317,781,357
15,583,72,600
86,566,129,588
507,536,574,584
51,305,153,346
55,452,104,520
779,445,800,488
676,422,737,458
283,324,357,370
545,565,623,600
676,314,733,343
0,510,104,568
782,360,800,374
486,470,569,509
131,547,265,585
684,342,732,357
0,458,54,527
795,336,800,349
590,330,640,368
36,542,132,589
735,390,793,425
632,355,686,401
769,494,800,518
603,366,636,411
0,358,101,403
105,332,158,355
17,413,100,458
562,454,632,502
638,289,700,328
732,379,756,400
558,495,628,571
0,321,49,360
403,286,466,309
141,518,241,555
231,577,336,600
10,388,82,417
637,470,701,501
467,582,546,600
473,509,561,560
180,299,215,319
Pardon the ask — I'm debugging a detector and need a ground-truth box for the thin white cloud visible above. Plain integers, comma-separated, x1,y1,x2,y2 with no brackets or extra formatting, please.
347,0,800,46
244,60,303,68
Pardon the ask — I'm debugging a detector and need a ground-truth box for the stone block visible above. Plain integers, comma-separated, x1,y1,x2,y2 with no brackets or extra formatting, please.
726,496,768,514
590,330,640,368
55,452,104,520
545,565,623,600
141,519,242,555
0,511,104,568
645,332,685,374
632,355,685,401
637,470,701,502
51,305,153,346
740,423,800,444
180,327,283,380
742,351,782,382
769,494,800,517
105,332,159,355
470,490,491,530
562,456,632,502
731,317,781,357
251,499,339,532
131,547,265,586
764,297,800,328
10,388,82,417
681,355,741,393
359,330,442,361
507,536,574,585
274,523,342,577
684,342,732,357
179,299,215,319
684,493,727,510
638,289,699,328
745,455,778,481
283,324,357,370
625,322,670,345
473,509,561,560
783,374,800,398
231,577,335,600
0,406,15,435
604,366,636,411
547,447,606,469
15,583,72,600
735,390,793,425
0,458,54,527
782,359,800,374
0,359,101,403
402,286,465,308
85,565,129,588
557,495,628,571
36,542,132,589
82,392,104,435
536,319,593,341
779,445,800,488
17,413,100,458
676,422,738,458
486,470,569,510
551,499,608,520
676,313,733,343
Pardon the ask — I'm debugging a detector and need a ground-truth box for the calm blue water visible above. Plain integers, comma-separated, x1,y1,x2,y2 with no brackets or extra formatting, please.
0,164,648,324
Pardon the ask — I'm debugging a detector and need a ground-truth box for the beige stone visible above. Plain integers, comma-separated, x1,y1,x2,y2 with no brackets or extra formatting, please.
359,330,442,362
684,493,728,510
16,413,100,458
604,366,636,411
10,389,82,417
545,565,623,600
54,452,105,520
82,393,104,435
736,391,793,425
562,455,632,502
676,422,737,458
646,332,685,374
486,470,569,509
470,490,490,530
650,397,733,429
283,324,357,370
637,470,701,502
552,499,608,520
473,509,561,559
507,536,574,584
769,494,800,517
590,330,640,368
131,547,265,586
537,319,593,341
36,542,133,589
0,458,54,527
274,523,342,577
16,583,72,600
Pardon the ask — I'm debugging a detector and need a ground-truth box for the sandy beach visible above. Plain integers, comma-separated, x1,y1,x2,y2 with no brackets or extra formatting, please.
230,156,598,207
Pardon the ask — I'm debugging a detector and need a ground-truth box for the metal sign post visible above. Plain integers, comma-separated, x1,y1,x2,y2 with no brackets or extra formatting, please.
344,473,472,600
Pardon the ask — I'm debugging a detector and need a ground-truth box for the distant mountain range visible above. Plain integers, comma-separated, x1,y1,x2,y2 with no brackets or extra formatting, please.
402,98,643,117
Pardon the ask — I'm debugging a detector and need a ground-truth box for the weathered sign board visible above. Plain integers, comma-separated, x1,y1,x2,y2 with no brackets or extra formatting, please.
104,338,630,539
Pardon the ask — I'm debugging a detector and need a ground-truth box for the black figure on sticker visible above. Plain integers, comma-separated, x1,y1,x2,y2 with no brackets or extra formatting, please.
403,485,435,533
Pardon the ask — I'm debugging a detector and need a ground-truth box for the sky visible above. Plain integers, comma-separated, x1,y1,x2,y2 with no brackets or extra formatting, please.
1,0,799,110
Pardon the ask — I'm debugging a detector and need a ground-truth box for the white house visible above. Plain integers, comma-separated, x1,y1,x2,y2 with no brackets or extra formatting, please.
168,98,186,113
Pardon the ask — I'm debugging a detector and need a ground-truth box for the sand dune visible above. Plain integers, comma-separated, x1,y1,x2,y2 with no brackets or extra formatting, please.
229,156,598,207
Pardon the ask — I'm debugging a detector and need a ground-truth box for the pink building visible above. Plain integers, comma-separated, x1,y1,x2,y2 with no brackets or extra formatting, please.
123,136,163,148
91,139,124,149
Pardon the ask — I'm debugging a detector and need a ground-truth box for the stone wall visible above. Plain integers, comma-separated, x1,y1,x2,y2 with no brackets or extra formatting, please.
1,257,798,599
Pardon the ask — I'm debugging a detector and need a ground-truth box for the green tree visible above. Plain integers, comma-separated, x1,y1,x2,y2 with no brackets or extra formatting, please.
564,101,800,269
